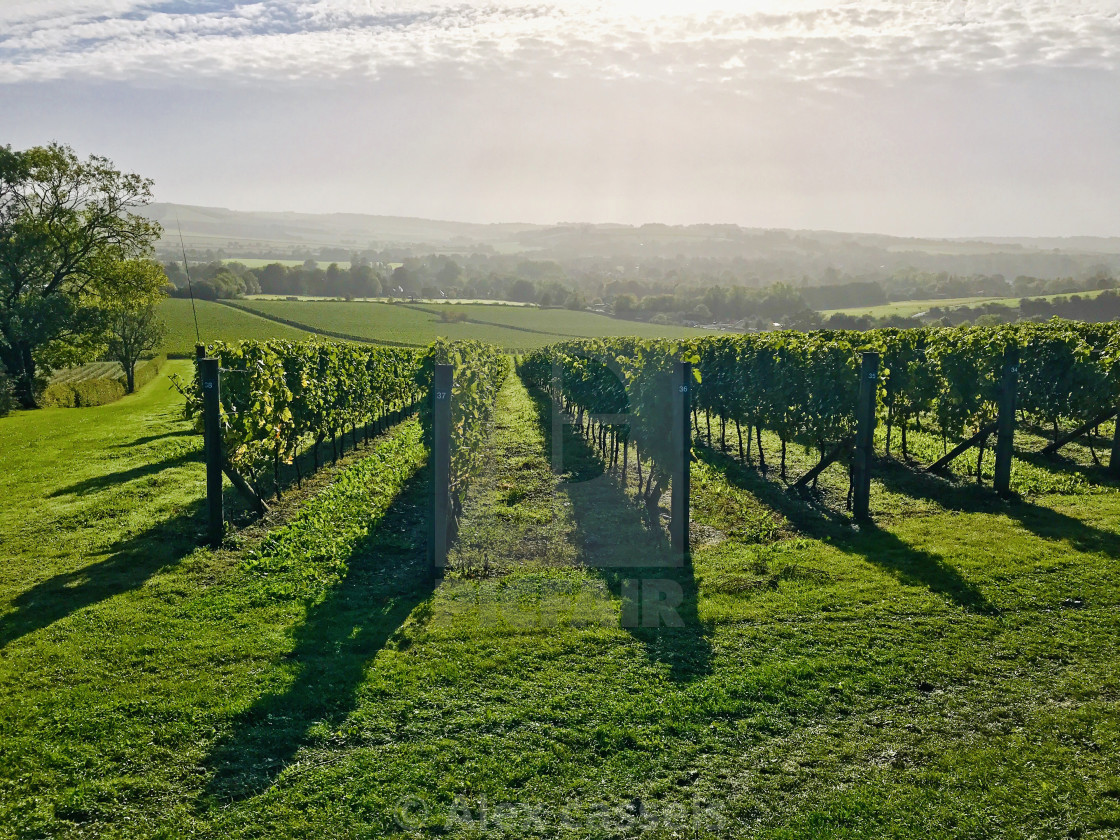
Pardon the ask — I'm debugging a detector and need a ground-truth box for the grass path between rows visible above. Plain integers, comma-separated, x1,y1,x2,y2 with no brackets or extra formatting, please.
0,369,1118,837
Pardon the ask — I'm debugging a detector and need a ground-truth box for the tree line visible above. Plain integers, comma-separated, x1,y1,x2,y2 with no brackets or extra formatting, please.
164,255,587,308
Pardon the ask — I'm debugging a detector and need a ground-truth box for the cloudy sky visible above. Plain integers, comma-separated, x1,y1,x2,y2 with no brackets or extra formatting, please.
1,0,1118,236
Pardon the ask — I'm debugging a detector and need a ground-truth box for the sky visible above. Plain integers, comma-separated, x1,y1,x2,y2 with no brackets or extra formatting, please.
1,0,1118,237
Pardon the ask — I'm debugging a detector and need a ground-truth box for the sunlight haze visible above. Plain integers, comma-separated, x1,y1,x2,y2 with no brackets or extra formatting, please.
1,0,1117,236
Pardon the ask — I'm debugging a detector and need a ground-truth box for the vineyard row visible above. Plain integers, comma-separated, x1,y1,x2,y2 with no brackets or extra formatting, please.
180,339,508,542
520,320,1120,511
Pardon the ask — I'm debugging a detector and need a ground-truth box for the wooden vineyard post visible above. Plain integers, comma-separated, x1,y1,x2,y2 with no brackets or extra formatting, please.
993,346,1019,495
671,360,692,560
200,357,223,547
429,364,452,575
852,351,879,521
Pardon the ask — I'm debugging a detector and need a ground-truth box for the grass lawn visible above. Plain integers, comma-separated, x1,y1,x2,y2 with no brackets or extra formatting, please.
1,366,1118,837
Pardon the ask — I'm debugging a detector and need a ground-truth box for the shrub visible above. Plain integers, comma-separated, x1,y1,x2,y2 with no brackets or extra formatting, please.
40,377,126,408
132,356,163,391
38,356,163,408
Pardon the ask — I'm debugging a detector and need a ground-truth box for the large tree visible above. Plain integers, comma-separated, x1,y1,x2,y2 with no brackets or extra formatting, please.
100,259,168,393
0,143,161,407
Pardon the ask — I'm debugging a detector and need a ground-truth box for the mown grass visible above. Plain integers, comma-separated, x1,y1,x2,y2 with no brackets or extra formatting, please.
158,298,311,356
230,299,712,349
417,303,712,341
0,367,1118,837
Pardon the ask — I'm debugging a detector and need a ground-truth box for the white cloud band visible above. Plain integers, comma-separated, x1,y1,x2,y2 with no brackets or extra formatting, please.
1,0,1117,87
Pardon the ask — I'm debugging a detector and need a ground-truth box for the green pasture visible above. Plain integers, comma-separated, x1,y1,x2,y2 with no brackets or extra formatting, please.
229,299,713,349
159,298,312,355
822,288,1113,319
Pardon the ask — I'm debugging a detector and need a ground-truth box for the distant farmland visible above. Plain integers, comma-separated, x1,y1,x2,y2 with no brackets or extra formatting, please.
223,258,352,269
820,287,1115,320
159,298,312,355
221,299,714,349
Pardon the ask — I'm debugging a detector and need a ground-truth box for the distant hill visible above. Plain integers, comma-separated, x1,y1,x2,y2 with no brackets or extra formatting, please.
146,203,1120,280
142,203,545,253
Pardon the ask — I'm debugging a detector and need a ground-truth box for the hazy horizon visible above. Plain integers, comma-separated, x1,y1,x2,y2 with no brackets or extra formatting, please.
3,1,1118,239
144,201,1120,245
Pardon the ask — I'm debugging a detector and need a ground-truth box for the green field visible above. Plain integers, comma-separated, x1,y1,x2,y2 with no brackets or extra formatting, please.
159,298,713,352
2,362,1119,837
822,288,1114,319
223,258,352,269
230,299,713,349
243,295,532,305
159,298,312,355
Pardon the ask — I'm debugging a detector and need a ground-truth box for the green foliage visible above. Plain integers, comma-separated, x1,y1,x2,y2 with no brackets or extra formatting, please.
39,376,126,408
101,270,167,392
417,339,510,509
524,320,1120,486
521,337,688,495
131,356,162,392
38,357,162,408
0,144,161,406
872,320,1120,445
243,421,426,603
0,370,15,416
1016,321,1111,429
182,340,421,483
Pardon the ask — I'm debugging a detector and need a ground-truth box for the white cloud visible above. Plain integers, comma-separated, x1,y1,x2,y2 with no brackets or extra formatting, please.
0,0,1117,87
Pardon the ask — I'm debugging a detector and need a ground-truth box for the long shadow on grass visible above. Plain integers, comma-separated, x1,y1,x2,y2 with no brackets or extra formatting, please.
696,447,997,614
524,382,713,682
47,450,199,497
0,500,206,649
200,464,434,803
1013,447,1120,494
875,458,1119,558
112,428,195,449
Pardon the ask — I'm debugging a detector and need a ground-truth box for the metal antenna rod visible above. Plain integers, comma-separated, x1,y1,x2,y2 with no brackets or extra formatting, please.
176,215,201,346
